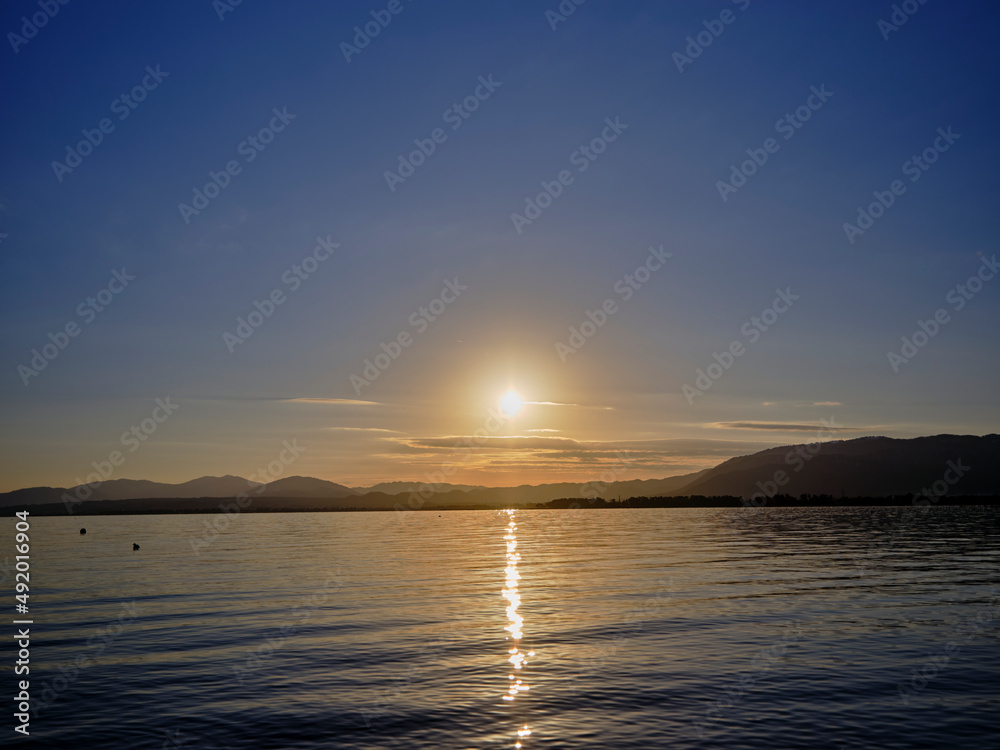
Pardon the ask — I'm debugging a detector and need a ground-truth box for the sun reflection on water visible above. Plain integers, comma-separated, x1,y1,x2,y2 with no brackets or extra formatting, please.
501,509,532,747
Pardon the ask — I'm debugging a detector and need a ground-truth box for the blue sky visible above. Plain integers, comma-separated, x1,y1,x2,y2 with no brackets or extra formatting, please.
1,0,998,491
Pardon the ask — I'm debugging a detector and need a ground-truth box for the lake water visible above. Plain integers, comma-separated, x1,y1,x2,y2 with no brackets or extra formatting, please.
15,506,1000,749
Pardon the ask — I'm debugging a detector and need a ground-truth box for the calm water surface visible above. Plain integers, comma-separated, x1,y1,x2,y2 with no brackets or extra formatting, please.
16,507,1000,748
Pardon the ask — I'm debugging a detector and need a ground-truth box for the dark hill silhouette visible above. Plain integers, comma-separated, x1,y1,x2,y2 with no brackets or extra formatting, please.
0,474,355,507
677,434,1000,498
258,476,358,497
0,475,258,506
360,480,487,494
0,469,708,508
3,434,998,513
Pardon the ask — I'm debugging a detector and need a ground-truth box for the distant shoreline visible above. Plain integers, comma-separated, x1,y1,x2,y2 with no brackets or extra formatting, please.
6,495,999,516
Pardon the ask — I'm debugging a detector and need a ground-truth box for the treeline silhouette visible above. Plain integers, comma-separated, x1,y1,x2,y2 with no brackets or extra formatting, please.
534,494,1000,509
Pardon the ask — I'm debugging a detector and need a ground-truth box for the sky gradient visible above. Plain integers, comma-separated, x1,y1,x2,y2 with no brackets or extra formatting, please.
2,0,998,492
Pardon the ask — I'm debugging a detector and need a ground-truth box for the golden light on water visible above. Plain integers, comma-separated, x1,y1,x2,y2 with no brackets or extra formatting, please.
501,509,531,746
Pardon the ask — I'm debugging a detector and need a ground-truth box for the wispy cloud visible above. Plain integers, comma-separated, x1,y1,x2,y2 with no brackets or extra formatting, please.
408,436,581,450
286,398,380,406
707,421,856,432
360,435,799,483
386,435,772,464
326,426,400,433
762,400,844,407
523,401,613,410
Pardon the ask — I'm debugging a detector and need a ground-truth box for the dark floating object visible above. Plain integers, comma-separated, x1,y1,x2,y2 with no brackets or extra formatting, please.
80,528,86,534
133,543,140,550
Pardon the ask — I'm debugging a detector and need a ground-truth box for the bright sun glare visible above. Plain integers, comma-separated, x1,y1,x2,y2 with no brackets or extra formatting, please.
500,390,523,417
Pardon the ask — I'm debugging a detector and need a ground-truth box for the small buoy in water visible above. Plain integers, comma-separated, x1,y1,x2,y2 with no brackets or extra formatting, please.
132,543,140,550
80,528,86,534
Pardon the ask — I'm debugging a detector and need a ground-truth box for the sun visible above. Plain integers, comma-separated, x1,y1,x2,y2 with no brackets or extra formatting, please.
500,390,523,417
